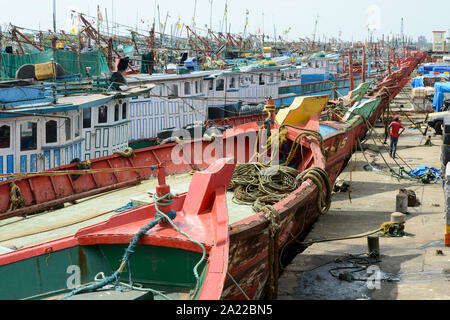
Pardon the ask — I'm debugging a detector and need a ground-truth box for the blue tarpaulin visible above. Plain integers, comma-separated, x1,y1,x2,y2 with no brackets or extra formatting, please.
433,82,450,111
408,166,440,181
422,64,450,74
411,77,424,88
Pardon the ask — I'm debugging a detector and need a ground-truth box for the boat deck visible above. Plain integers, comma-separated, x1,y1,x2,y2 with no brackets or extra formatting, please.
0,172,254,251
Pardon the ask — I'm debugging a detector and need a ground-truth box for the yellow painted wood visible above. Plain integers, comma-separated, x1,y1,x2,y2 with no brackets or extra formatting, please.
275,94,330,126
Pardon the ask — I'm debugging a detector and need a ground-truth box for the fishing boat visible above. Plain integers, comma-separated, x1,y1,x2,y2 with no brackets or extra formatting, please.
0,158,235,300
0,50,426,300
0,77,154,175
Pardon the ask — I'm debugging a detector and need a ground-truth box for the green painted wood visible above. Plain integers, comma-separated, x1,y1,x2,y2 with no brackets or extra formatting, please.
0,244,206,300
343,97,382,122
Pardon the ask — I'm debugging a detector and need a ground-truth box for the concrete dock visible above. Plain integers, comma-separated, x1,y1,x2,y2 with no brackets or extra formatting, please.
278,108,450,300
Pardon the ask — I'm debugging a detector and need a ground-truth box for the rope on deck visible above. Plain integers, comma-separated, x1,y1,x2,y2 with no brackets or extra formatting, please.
8,182,26,212
113,147,136,158
60,209,177,300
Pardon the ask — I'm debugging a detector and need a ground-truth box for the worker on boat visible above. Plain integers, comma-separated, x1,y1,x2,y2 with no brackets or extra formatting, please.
388,116,405,159
109,57,129,91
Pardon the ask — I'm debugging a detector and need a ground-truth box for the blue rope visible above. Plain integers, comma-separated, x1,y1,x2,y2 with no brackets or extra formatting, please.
60,210,176,300
152,192,207,299
114,202,137,213
61,190,206,300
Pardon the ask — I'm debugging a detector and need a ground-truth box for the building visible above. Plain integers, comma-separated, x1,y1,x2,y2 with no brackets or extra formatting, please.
432,31,448,53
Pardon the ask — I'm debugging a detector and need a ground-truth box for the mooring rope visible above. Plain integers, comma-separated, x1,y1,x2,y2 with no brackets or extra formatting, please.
8,182,26,212
113,147,136,158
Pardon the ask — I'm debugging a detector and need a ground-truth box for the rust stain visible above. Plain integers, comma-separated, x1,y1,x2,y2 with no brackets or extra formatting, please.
78,246,88,282
35,257,43,293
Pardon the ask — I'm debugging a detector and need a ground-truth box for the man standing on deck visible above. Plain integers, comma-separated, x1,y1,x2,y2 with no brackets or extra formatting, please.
389,116,405,159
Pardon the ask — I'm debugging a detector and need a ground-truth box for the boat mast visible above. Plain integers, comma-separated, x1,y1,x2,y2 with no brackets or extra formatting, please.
192,0,197,32
209,0,213,31
52,0,56,33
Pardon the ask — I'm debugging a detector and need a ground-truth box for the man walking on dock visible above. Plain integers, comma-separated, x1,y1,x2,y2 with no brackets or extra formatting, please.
389,116,405,159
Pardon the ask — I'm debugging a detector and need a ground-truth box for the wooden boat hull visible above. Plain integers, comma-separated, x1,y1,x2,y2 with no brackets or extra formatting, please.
0,158,236,300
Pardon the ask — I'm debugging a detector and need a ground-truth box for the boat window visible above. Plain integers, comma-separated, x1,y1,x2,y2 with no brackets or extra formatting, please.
184,82,191,95
114,104,120,121
269,74,274,83
240,77,246,85
281,73,286,81
45,120,58,143
75,115,80,137
195,81,199,94
229,77,235,89
216,79,224,91
20,122,37,151
259,74,265,85
0,125,10,149
168,84,179,98
98,106,108,123
208,80,214,91
65,118,71,141
83,108,92,128
122,103,127,119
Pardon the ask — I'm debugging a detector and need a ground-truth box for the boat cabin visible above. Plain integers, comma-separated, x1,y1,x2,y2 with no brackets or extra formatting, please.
0,84,152,175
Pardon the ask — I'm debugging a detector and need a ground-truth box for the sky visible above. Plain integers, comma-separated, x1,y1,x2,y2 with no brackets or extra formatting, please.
0,0,448,42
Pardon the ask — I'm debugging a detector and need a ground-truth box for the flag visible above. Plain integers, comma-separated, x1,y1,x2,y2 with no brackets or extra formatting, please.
245,9,249,26
97,5,103,22
70,12,80,35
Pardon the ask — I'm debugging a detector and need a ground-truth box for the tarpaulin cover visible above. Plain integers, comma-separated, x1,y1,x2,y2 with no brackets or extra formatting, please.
411,77,424,88
433,82,450,111
422,64,450,74
408,166,440,180
0,49,109,79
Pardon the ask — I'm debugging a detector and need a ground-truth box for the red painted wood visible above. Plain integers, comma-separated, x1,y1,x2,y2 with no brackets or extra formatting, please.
183,158,236,215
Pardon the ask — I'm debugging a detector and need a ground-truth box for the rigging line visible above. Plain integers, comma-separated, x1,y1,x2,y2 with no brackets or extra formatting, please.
161,83,206,119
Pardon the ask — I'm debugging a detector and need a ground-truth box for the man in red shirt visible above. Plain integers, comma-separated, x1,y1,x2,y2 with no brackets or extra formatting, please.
388,116,405,159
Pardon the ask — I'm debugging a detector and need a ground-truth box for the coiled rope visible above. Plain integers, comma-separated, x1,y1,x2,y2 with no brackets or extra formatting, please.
9,182,26,212
113,147,136,158
229,163,300,213
229,164,331,216
296,167,332,215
